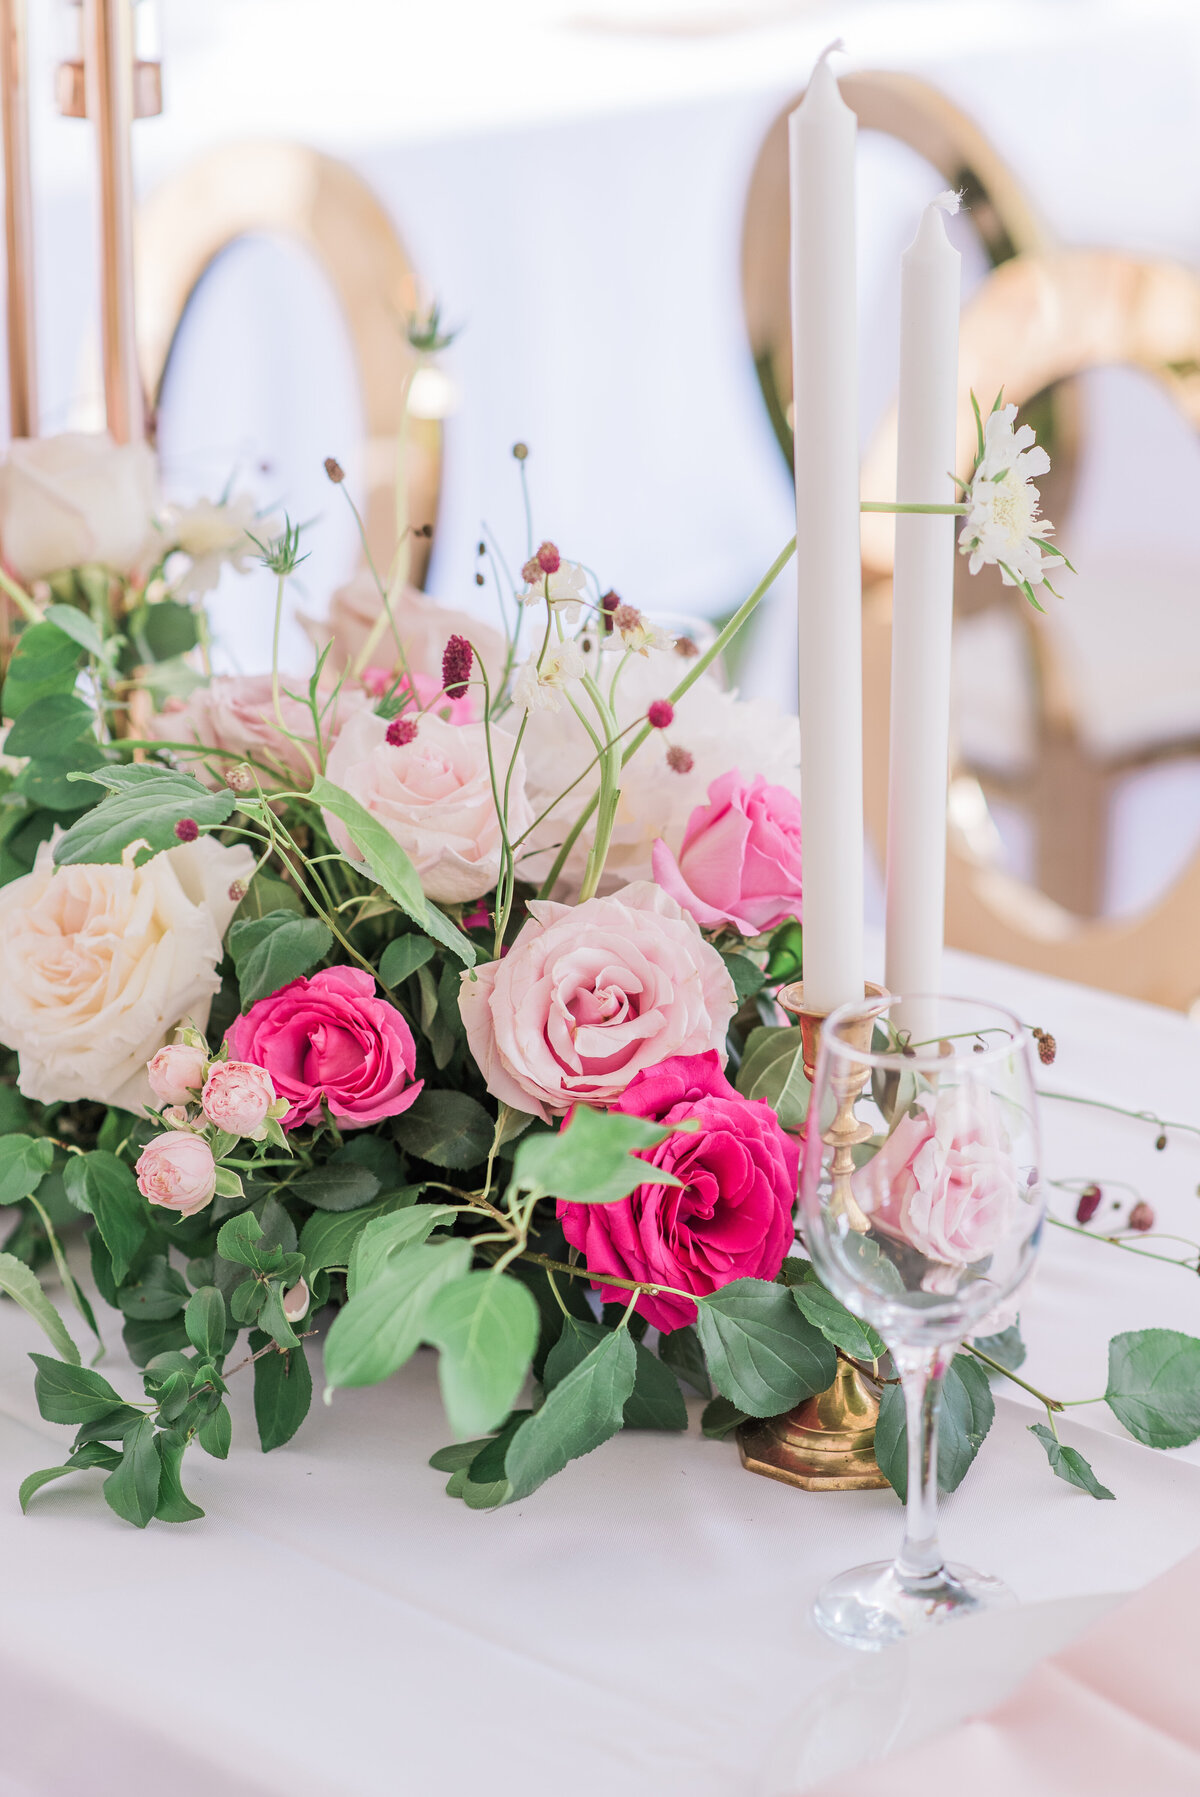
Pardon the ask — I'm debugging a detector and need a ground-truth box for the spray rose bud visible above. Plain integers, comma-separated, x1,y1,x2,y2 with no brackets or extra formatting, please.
147,1042,209,1106
442,633,473,700
135,1132,217,1217
282,1279,311,1323
1074,1184,1102,1225
536,541,561,575
1128,1200,1155,1232
386,716,418,747
647,699,674,730
201,1060,277,1136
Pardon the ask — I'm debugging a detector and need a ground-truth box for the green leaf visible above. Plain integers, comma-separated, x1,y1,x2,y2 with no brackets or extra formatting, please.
695,1279,836,1417
52,764,235,866
184,1286,226,1360
393,1090,494,1171
379,933,438,988
63,1150,147,1284
700,1395,749,1439
2,620,81,718
228,910,333,1007
198,1402,231,1459
216,1209,287,1273
290,1162,381,1213
1028,1423,1115,1500
721,952,765,1002
102,1417,161,1528
299,1188,420,1280
764,919,803,984
253,1342,313,1451
1105,1329,1200,1449
12,740,107,813
511,1105,677,1205
0,1251,79,1363
0,1132,53,1205
30,1353,125,1425
972,1323,1026,1371
123,1314,190,1366
505,1329,638,1502
429,1439,492,1474
657,1323,711,1398
115,1254,189,1321
237,871,303,919
139,598,199,662
876,1355,996,1500
624,1338,688,1431
457,1412,533,1509
735,1023,801,1101
424,1271,539,1438
255,1279,302,1352
310,776,476,967
324,1238,471,1389
154,1430,205,1522
42,603,106,660
736,1027,810,1131
790,1280,885,1363
543,1315,608,1389
19,1464,77,1513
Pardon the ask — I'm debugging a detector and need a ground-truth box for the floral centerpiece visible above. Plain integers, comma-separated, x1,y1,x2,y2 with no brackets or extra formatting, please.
0,406,1195,1529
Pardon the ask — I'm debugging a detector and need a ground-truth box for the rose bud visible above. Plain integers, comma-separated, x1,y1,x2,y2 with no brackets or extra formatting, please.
201,1061,277,1137
135,1132,217,1217
147,1042,209,1107
1074,1184,1102,1225
1128,1201,1155,1232
282,1279,311,1323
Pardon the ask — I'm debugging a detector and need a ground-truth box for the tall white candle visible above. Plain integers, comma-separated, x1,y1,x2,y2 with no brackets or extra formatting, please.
789,45,864,1015
884,194,961,1027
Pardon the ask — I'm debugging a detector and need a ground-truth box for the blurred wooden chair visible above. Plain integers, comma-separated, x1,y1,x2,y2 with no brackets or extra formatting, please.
134,140,440,587
743,75,1200,1011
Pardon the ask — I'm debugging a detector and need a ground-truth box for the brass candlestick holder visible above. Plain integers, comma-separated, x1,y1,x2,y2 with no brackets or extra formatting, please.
737,978,891,1492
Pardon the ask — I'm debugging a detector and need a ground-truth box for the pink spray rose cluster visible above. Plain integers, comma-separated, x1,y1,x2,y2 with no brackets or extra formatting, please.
226,966,422,1130
138,1035,289,1218
652,770,803,936
558,1053,798,1331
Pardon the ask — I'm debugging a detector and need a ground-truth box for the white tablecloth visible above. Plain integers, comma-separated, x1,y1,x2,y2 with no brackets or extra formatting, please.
0,942,1198,1796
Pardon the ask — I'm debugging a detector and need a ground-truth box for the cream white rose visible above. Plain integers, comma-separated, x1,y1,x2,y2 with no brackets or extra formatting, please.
0,432,158,582
323,708,533,904
0,835,253,1110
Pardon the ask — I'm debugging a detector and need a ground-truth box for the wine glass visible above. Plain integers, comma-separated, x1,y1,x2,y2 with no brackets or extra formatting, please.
800,992,1044,1652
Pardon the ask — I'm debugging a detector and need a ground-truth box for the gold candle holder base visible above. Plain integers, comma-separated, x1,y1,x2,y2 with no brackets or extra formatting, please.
737,977,891,1493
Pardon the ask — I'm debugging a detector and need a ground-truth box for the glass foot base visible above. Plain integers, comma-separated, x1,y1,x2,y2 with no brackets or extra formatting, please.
814,1559,1015,1652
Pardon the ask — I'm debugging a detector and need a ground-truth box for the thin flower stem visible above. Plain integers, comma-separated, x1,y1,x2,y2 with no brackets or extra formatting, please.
965,1344,1065,1411
860,501,970,514
1047,1215,1198,1270
1038,1088,1200,1141
0,565,41,623
510,716,641,851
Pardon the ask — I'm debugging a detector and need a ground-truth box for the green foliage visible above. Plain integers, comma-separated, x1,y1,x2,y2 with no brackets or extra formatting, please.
721,951,765,1002
695,1279,836,1417
299,1189,419,1280
116,1255,190,1322
875,1355,996,1500
393,1090,494,1171
137,598,199,662
764,919,803,984
657,1323,711,1398
290,1163,380,1212
253,1339,313,1451
1028,1423,1114,1500
972,1323,1027,1371
783,1264,885,1362
237,871,304,919
228,910,333,1007
323,1237,471,1389
2,620,82,718
700,1395,749,1439
503,1329,637,1503
424,1271,539,1437
154,1430,205,1522
0,1133,53,1205
0,1253,79,1363
184,1287,227,1360
1104,1329,1200,1448
42,603,107,660
31,1354,127,1426
509,1105,676,1205
11,737,107,812
734,1026,810,1130
63,1150,147,1284
624,1338,689,1431
103,1417,161,1527
53,764,235,866
379,933,438,988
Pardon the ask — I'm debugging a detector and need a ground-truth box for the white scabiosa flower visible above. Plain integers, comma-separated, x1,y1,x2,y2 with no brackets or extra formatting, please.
163,494,274,600
512,638,587,714
958,402,1069,607
518,546,589,624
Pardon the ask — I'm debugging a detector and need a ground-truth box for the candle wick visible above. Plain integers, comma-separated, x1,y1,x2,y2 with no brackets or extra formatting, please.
813,36,847,70
933,188,965,216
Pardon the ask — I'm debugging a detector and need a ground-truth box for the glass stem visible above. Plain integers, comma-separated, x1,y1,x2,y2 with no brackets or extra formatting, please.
894,1343,954,1587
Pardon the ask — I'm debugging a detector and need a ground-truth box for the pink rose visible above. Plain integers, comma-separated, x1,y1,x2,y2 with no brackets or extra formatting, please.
304,573,506,688
147,1042,208,1106
135,1131,217,1217
651,770,802,935
459,881,737,1123
225,966,422,1130
558,1052,798,1331
201,1060,276,1136
323,708,533,905
851,1090,1022,1266
362,666,477,724
149,675,365,789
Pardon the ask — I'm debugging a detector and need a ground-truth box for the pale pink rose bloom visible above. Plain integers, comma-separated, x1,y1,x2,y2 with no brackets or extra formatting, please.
459,881,738,1123
282,1279,310,1323
322,708,533,905
852,1089,1024,1267
147,675,367,789
201,1060,276,1136
361,667,477,724
652,769,802,935
135,1131,217,1217
147,1042,209,1106
303,574,506,688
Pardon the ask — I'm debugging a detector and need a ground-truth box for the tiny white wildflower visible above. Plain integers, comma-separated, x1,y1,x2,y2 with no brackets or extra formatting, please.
958,402,1062,601
162,494,277,601
512,638,586,714
518,559,588,625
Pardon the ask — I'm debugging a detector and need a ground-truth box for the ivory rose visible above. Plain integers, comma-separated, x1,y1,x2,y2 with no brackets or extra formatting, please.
851,1088,1024,1267
558,1053,798,1331
135,1132,217,1218
459,881,737,1122
0,836,252,1111
201,1060,276,1137
322,709,533,905
225,967,422,1130
148,675,366,789
0,432,157,581
652,770,802,935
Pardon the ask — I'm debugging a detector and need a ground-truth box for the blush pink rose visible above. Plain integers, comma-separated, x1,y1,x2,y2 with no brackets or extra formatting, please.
201,1060,276,1136
651,770,802,936
459,881,737,1123
362,666,477,724
147,1042,208,1106
149,675,366,789
558,1052,798,1331
851,1089,1023,1266
225,966,422,1130
135,1132,217,1217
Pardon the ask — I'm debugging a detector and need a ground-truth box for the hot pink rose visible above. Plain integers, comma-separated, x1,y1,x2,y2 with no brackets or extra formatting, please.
459,881,737,1123
225,966,422,1130
147,1042,208,1106
135,1131,217,1217
651,770,802,936
558,1053,797,1331
201,1060,276,1136
149,675,365,789
851,1089,1022,1266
